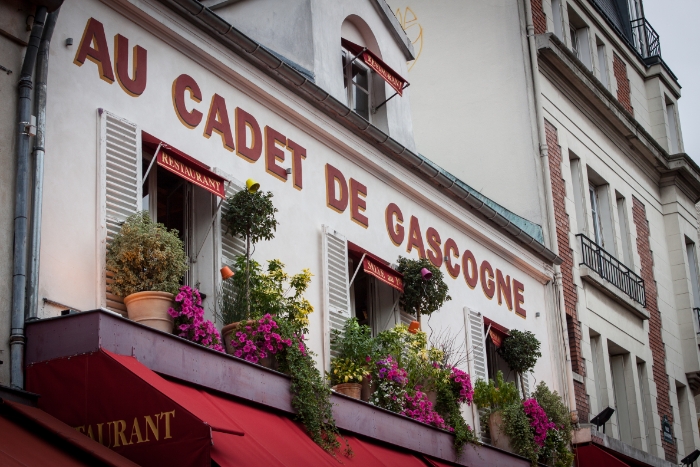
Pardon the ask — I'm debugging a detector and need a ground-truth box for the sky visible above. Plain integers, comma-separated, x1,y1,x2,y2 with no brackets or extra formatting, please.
643,0,700,162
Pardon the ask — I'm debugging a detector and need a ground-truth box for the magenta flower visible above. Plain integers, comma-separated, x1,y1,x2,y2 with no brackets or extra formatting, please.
169,286,224,353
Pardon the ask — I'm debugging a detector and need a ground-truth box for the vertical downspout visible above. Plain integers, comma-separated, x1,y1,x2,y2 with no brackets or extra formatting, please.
28,8,60,322
10,6,48,389
523,0,579,419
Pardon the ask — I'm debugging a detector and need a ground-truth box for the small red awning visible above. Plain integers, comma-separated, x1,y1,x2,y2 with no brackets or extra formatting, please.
484,317,509,349
348,241,404,292
575,444,631,466
342,38,408,96
143,132,226,198
26,349,435,466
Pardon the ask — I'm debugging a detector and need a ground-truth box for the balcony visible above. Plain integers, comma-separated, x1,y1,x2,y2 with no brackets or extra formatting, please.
577,234,648,319
630,18,661,59
24,310,530,467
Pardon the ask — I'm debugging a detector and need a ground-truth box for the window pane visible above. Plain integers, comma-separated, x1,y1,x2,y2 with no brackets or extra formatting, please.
589,185,602,246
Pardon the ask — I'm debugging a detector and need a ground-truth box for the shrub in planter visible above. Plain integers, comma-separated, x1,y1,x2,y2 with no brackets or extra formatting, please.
168,286,224,352
473,371,521,450
227,314,292,368
329,318,373,399
533,383,575,467
106,212,188,332
369,355,408,412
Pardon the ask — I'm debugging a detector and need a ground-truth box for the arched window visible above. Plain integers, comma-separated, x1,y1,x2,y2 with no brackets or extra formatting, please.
340,16,386,127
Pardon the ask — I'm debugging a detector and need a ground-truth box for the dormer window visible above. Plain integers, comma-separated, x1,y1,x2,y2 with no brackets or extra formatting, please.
342,50,372,121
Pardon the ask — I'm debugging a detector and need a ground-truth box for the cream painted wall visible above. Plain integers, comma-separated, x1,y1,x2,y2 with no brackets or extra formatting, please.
0,0,34,387
386,0,545,227
37,0,563,416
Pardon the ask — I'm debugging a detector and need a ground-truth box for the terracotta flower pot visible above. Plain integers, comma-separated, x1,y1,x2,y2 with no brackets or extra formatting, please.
123,291,175,333
333,383,362,400
488,410,512,452
361,378,377,402
221,320,256,355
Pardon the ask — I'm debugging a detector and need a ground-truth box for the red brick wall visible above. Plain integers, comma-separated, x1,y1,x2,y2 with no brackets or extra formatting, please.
545,120,590,421
613,53,633,114
632,196,676,462
532,0,547,35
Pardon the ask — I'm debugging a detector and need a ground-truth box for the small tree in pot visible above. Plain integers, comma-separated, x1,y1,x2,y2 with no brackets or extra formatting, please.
106,212,188,332
221,188,277,319
498,329,542,398
396,256,451,325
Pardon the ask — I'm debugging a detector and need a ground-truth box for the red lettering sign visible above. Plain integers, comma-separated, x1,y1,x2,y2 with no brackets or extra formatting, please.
157,150,225,198
363,256,404,293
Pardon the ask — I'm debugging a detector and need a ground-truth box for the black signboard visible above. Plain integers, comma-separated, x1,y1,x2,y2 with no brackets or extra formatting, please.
662,415,674,444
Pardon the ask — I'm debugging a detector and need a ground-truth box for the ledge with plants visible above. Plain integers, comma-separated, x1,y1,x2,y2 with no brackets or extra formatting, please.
473,330,574,467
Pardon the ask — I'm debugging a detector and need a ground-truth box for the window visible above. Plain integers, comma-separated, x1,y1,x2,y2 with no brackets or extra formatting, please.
609,343,633,444
142,146,220,307
568,8,592,68
637,361,652,451
342,50,371,121
569,154,587,233
552,0,564,39
589,184,604,246
666,97,680,154
596,38,609,89
686,238,700,311
616,193,632,265
627,0,643,21
348,251,406,336
590,332,607,421
587,168,614,250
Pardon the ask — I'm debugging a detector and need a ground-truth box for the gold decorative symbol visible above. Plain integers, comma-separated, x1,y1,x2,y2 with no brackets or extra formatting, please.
395,7,423,72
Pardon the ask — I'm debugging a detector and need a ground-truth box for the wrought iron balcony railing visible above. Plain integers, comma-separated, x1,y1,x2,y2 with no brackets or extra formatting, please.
577,234,646,306
630,18,661,59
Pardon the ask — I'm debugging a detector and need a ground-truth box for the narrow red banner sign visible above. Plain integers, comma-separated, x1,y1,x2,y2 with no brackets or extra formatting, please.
157,149,225,198
363,256,404,292
341,38,408,96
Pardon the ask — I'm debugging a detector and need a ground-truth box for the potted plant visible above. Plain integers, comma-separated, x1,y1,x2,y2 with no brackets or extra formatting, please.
329,318,373,399
395,257,451,331
106,212,188,332
220,188,277,320
498,329,542,398
218,257,313,368
169,286,225,352
473,371,521,451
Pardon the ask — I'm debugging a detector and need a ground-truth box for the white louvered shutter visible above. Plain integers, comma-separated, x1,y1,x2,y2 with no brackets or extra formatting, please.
220,181,246,269
522,372,531,399
322,226,350,362
465,308,488,440
99,110,142,314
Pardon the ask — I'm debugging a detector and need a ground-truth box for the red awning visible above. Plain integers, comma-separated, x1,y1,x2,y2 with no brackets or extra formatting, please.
0,398,139,467
575,444,631,466
348,241,404,292
142,131,226,198
26,349,433,466
342,38,408,96
484,317,509,349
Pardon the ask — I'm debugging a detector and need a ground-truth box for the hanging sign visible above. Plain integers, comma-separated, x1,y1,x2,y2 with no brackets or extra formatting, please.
362,256,404,292
157,148,226,198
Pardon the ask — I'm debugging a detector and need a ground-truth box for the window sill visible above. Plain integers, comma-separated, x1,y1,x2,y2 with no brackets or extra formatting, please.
579,265,649,320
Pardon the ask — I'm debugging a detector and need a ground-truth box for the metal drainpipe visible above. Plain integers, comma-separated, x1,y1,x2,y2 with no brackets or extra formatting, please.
27,8,60,323
10,6,48,389
523,0,579,420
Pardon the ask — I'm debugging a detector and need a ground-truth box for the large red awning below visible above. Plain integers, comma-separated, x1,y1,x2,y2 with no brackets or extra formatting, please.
575,444,631,467
26,349,437,466
0,398,138,467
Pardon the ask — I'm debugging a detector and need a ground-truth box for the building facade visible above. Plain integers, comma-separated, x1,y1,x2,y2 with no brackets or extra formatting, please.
1,0,574,464
388,0,700,464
